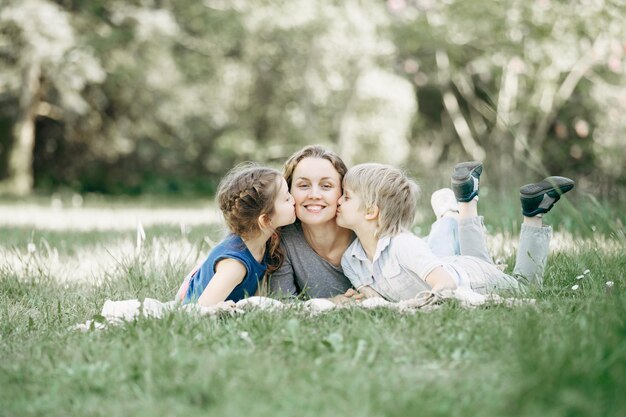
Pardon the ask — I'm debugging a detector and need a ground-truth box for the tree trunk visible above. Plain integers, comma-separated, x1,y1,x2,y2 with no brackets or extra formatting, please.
436,49,485,162
5,60,41,196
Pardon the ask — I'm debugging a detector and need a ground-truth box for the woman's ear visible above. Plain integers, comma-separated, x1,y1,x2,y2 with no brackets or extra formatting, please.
365,205,379,220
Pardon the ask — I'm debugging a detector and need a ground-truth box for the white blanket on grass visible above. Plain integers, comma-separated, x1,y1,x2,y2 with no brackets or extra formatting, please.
74,287,534,331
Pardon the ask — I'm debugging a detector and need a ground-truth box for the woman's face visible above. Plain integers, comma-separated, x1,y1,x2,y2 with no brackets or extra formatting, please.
289,157,343,226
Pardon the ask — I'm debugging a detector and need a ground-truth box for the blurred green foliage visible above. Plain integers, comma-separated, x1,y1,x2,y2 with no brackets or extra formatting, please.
0,0,624,197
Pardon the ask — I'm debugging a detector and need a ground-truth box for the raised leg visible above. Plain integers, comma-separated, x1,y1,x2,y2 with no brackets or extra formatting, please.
451,161,494,264
427,216,460,257
514,176,575,285
428,188,460,257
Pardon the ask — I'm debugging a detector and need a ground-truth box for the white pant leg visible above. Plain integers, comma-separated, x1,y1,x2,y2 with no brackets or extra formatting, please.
427,217,460,257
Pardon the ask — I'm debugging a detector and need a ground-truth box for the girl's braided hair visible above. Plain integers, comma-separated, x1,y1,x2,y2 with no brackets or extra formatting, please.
217,163,284,272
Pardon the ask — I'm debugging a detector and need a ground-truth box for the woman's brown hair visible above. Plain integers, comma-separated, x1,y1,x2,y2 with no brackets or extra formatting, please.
282,145,348,188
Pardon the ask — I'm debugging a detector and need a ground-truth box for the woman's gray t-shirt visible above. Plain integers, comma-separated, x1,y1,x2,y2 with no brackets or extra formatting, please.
269,223,353,298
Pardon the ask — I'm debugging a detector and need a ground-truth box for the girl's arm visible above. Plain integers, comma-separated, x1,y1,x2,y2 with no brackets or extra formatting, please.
196,258,247,307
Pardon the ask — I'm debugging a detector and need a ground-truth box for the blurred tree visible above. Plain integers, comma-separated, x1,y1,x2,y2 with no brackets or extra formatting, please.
0,0,105,195
390,0,626,194
0,0,623,197
4,0,402,194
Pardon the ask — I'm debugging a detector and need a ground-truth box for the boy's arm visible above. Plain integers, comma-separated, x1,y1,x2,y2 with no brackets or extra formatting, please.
395,234,458,292
424,266,457,292
196,258,246,307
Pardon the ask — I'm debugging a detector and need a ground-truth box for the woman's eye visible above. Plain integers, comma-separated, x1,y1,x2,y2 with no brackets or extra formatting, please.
321,184,333,189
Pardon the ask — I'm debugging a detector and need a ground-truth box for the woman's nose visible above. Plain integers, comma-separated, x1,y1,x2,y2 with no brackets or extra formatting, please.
308,185,321,198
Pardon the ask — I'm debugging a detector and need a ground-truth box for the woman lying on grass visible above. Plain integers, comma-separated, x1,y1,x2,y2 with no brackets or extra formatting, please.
175,164,296,306
335,162,574,301
268,145,355,299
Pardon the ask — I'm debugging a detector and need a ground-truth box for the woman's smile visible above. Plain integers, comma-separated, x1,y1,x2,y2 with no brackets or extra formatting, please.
290,157,343,225
303,203,326,213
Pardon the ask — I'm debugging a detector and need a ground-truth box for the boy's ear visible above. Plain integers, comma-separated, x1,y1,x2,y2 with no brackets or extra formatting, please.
365,205,379,220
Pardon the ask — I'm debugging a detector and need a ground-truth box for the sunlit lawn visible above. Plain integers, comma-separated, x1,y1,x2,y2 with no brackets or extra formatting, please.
1,193,625,417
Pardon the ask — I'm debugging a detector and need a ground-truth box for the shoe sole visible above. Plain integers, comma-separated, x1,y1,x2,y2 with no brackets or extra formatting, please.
520,176,575,198
520,176,575,217
451,161,483,184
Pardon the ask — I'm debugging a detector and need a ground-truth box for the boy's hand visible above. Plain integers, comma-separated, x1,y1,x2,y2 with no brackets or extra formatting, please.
356,286,383,299
328,293,357,305
328,288,365,304
344,288,365,301
328,286,384,304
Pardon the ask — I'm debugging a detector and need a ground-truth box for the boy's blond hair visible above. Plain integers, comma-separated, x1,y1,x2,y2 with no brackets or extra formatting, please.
343,163,420,238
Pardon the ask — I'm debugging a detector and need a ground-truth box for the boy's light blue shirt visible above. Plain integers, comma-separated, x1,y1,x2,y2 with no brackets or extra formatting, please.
341,232,447,302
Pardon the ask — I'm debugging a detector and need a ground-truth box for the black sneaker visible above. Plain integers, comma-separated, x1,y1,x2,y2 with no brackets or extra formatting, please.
520,176,575,217
451,161,483,202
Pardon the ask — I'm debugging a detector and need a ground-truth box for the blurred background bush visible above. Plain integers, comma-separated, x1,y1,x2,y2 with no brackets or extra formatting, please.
0,0,624,198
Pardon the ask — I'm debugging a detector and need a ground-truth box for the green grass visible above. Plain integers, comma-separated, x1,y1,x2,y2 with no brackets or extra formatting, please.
1,196,625,417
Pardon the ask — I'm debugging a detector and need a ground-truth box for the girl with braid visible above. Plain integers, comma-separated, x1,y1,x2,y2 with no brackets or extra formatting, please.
176,164,296,306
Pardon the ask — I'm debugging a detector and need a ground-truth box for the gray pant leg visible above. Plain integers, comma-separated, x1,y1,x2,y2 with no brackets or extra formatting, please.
459,216,493,264
513,223,552,286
